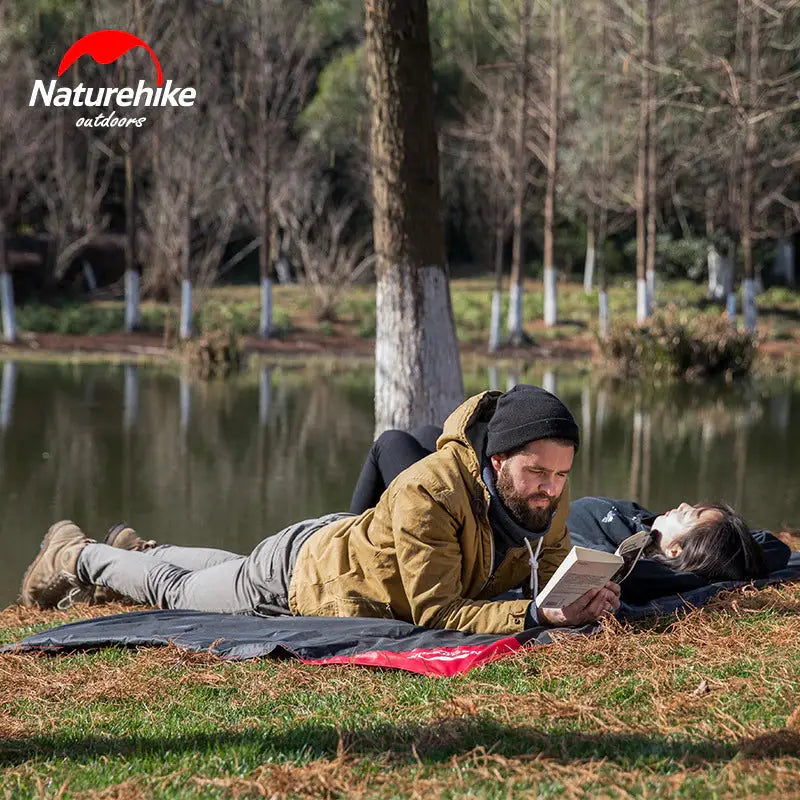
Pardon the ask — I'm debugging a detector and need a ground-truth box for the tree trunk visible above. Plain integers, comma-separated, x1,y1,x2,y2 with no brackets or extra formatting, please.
635,0,651,324
707,246,729,302
124,138,140,333
507,0,532,345
725,240,738,318
179,191,193,340
0,217,16,343
741,3,759,332
774,237,796,288
580,384,591,479
644,0,657,312
488,198,504,353
597,0,610,339
258,106,273,339
0,360,17,430
628,404,643,499
82,260,98,293
705,188,725,301
584,205,595,294
543,0,561,328
259,365,273,426
179,373,191,433
123,364,139,431
366,0,464,433
597,244,609,339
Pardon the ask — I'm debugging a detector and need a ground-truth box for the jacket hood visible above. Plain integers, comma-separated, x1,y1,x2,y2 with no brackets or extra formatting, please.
437,391,502,487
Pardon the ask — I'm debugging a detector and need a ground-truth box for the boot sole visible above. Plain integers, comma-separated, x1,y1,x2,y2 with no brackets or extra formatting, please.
105,523,129,547
105,523,156,551
19,520,82,608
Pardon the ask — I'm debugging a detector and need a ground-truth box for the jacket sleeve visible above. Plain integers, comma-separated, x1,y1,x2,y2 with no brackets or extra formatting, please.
389,480,533,635
751,530,791,573
535,481,573,588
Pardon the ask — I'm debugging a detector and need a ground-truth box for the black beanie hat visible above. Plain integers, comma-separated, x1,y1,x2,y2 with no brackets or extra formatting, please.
485,384,580,456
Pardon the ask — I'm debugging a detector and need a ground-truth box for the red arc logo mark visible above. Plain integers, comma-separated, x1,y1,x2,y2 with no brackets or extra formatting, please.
57,30,163,86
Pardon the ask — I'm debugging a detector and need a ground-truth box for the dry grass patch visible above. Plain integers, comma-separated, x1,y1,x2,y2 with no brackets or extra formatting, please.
1,581,799,798
0,600,142,632
188,751,800,800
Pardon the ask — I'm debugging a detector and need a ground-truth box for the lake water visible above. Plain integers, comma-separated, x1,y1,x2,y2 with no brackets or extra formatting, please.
1,360,798,608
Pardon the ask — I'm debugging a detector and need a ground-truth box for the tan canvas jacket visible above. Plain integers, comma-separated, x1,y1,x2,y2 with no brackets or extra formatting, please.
288,391,572,634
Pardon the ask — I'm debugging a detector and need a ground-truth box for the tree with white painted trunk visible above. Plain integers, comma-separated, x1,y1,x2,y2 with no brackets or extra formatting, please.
218,0,317,338
114,0,150,332
0,219,15,344
123,128,141,333
740,3,760,333
679,1,800,328
0,25,46,343
644,0,658,314
443,82,515,353
441,12,518,354
634,0,656,324
507,0,533,345
542,0,563,328
139,4,238,335
563,0,631,338
365,0,464,434
583,205,595,294
704,188,730,302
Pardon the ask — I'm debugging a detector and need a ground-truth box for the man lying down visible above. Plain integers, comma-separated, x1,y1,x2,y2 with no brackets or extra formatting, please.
17,495,789,628
17,387,792,632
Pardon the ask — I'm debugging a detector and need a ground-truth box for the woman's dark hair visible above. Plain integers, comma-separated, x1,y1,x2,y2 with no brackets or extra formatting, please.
656,502,768,580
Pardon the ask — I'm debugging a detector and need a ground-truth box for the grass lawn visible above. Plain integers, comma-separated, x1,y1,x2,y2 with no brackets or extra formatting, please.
11,279,800,352
2,577,799,799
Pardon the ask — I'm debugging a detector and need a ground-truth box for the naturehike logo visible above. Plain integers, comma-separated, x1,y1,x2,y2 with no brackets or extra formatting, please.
29,29,196,128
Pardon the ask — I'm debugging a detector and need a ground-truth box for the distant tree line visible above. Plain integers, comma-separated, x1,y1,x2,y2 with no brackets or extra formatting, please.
1,0,798,344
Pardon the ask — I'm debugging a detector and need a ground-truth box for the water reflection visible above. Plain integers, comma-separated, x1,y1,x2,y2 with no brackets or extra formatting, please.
259,366,273,426
0,362,798,608
0,360,17,430
123,365,139,431
179,373,191,433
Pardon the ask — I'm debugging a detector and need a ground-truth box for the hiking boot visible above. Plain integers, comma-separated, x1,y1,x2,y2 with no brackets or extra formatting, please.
19,520,94,610
104,523,157,552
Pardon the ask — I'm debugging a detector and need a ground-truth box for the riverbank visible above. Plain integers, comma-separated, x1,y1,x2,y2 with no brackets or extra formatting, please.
1,278,799,372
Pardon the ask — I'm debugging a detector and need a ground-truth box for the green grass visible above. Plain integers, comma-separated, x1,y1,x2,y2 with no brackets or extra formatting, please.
2,581,799,798
13,279,800,347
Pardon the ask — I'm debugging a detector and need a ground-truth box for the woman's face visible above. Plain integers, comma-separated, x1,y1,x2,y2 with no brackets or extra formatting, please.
651,503,722,558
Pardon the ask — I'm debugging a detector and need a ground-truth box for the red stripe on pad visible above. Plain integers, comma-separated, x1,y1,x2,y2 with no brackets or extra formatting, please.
299,634,525,677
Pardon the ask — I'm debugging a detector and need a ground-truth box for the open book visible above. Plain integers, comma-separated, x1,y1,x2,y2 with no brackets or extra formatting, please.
535,530,652,611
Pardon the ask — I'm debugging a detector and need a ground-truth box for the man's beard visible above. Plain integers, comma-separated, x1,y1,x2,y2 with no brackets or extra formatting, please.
496,464,560,532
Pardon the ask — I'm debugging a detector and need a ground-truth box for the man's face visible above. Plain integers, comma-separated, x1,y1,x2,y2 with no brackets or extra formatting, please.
491,439,575,531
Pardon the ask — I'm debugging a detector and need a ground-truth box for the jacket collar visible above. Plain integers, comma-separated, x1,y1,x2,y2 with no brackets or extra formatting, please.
437,391,502,500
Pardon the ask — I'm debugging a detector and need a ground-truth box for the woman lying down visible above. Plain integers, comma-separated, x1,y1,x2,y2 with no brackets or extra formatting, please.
352,427,792,605
564,496,789,605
